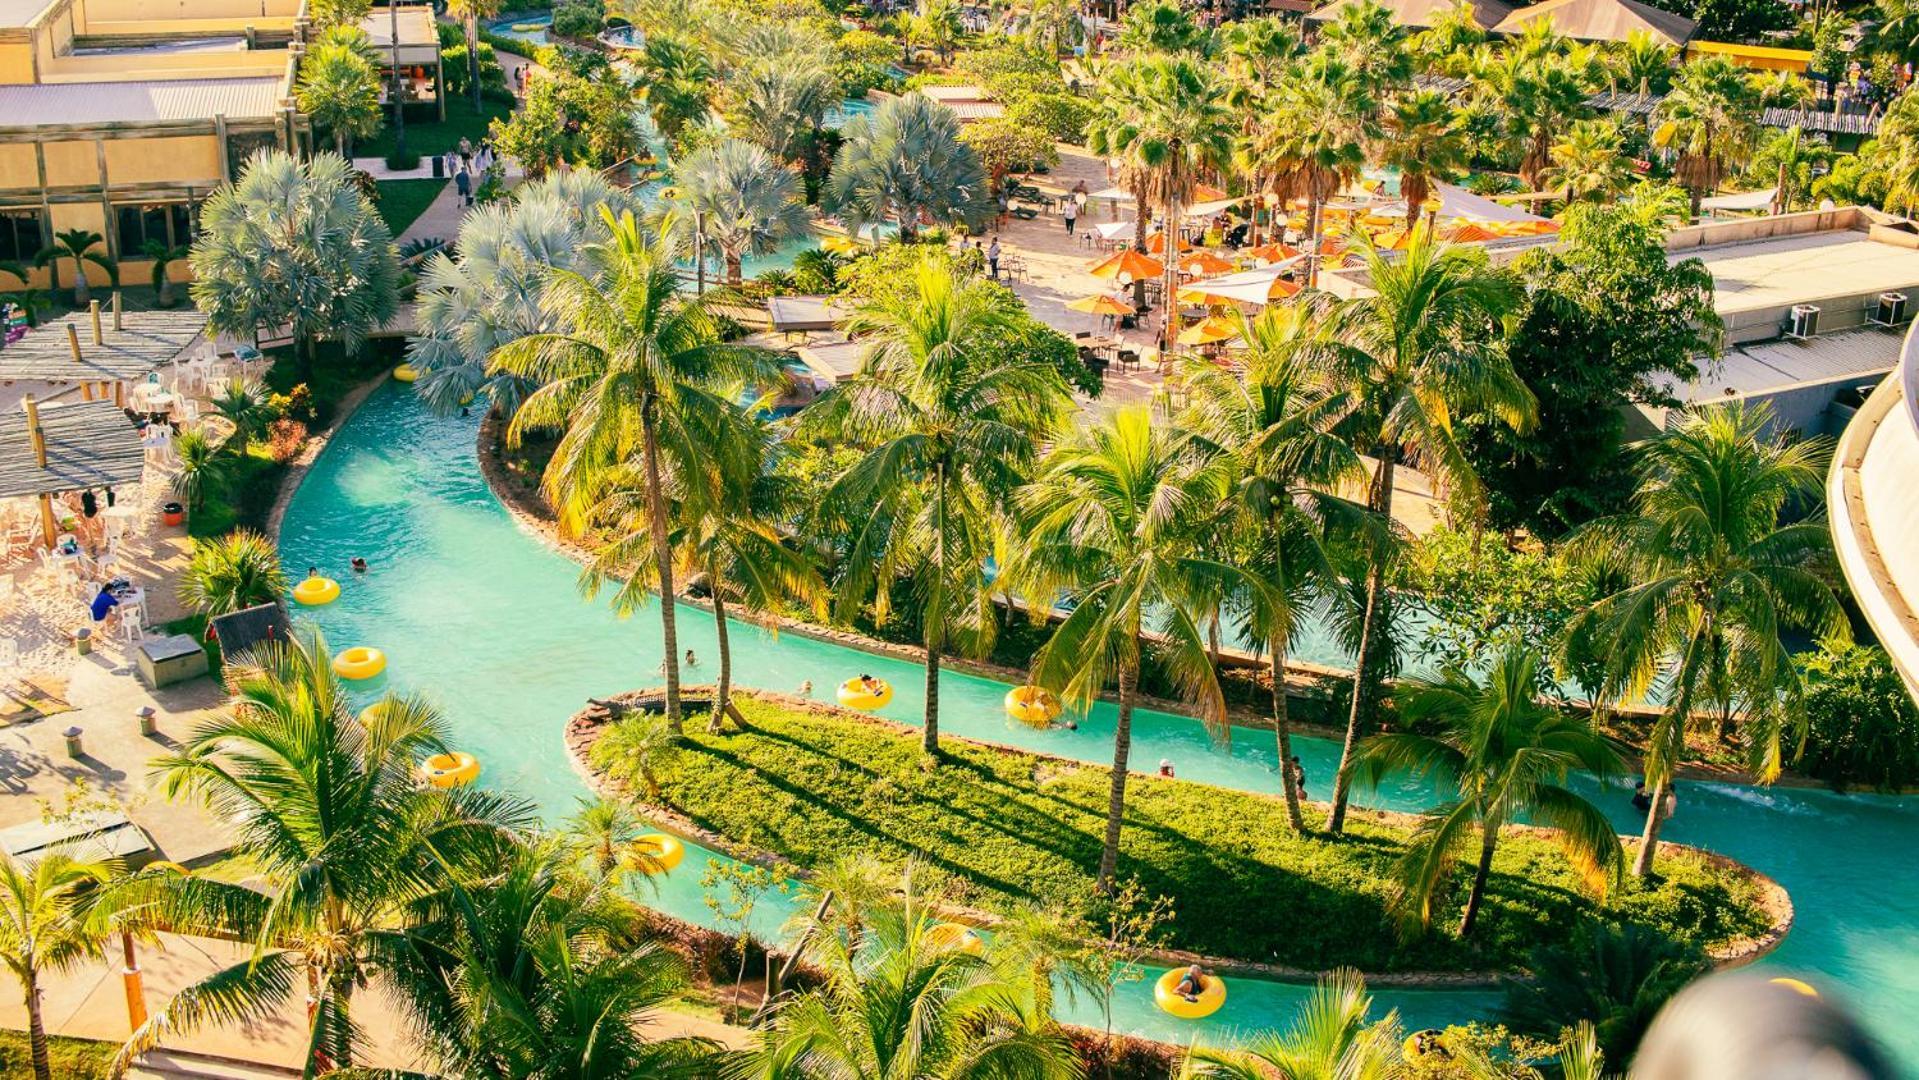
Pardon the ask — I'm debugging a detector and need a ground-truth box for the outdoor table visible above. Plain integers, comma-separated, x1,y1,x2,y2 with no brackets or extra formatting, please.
101,503,138,541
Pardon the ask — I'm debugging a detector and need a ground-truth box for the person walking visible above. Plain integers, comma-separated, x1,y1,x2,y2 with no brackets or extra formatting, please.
987,236,1001,279
1063,196,1079,236
455,167,472,207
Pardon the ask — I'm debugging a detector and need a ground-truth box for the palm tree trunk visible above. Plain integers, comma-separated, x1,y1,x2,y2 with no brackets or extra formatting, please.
71,257,90,307
1160,187,1181,350
640,401,682,729
1329,453,1394,835
1457,827,1499,937
335,128,347,156
1632,778,1669,878
727,252,744,286
1270,650,1305,832
1096,658,1138,895
923,465,946,756
466,14,483,113
711,581,732,730
24,968,49,1080
1305,194,1324,288
1131,191,1150,309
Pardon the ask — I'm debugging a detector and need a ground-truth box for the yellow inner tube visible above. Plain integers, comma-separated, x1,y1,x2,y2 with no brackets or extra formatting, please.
393,362,419,383
927,922,985,955
292,576,340,606
1154,968,1226,1019
421,751,481,788
332,646,386,680
837,677,893,710
629,832,685,873
1404,1030,1449,1060
1770,977,1819,998
1005,685,1060,726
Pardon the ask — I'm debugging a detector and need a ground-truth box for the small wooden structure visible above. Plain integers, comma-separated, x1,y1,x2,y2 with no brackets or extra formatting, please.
0,396,144,547
0,303,206,392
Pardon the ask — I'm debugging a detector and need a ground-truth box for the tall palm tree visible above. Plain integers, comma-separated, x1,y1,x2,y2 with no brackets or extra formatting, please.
1380,90,1468,232
908,0,964,65
35,228,113,307
1321,231,1533,835
1020,0,1086,55
1004,407,1242,893
295,37,383,155
828,94,988,242
1546,118,1634,203
672,138,811,286
1179,304,1367,830
1492,51,1599,191
1182,968,1402,1080
1654,55,1762,219
112,628,531,1076
724,55,837,164
445,0,501,112
1354,645,1626,937
1567,403,1846,878
1606,29,1676,95
1254,53,1375,287
639,33,717,142
1317,0,1412,99
1085,59,1164,309
0,852,115,1080
803,260,1070,755
488,211,777,729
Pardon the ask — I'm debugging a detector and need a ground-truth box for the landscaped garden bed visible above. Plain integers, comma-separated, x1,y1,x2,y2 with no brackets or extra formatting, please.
571,690,1781,978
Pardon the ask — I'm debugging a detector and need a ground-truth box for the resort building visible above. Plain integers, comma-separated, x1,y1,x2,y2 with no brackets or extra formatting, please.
1830,328,1919,702
0,0,439,295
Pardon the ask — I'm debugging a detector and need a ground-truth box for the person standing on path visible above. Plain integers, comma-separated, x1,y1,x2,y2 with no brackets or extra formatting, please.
458,136,473,169
987,237,1001,279
1063,197,1078,236
455,168,472,207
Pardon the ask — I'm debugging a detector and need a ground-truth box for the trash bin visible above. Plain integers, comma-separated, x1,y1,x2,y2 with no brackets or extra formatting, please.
73,626,92,656
161,502,184,527
432,154,445,179
63,727,83,758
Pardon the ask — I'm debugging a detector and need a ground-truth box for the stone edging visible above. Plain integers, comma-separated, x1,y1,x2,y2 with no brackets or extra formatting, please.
264,370,392,542
564,687,1794,989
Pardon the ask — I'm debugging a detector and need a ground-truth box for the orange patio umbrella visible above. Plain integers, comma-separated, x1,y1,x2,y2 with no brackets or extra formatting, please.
1192,183,1231,203
1179,250,1237,275
1176,315,1241,346
1444,222,1500,244
1065,294,1136,316
1245,242,1300,263
1086,248,1166,281
1145,231,1194,255
1371,227,1416,251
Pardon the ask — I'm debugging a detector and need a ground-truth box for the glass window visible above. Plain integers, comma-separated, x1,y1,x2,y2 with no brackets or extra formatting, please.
0,208,42,264
113,201,196,256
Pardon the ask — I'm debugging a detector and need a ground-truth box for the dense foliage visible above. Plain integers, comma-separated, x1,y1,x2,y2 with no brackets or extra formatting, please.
1796,641,1919,791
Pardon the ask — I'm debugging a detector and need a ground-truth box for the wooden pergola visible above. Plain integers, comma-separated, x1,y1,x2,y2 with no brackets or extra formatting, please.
0,397,145,547
0,302,206,400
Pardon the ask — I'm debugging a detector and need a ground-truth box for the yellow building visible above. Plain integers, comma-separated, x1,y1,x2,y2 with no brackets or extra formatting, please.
0,0,441,295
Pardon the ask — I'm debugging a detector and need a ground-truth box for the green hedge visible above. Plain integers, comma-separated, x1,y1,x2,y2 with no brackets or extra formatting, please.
592,695,1771,974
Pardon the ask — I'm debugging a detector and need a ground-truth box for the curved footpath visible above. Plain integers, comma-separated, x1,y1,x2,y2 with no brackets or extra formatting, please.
274,384,1919,1061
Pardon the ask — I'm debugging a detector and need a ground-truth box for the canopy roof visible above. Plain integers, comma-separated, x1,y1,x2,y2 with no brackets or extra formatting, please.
1178,264,1303,306
1493,0,1696,44
766,296,856,333
1701,186,1778,211
1309,0,1516,29
0,309,206,382
0,400,143,499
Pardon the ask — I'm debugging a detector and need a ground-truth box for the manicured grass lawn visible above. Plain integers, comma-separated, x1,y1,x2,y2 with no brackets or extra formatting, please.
373,178,448,237
594,694,1771,974
0,1029,113,1078
360,97,513,160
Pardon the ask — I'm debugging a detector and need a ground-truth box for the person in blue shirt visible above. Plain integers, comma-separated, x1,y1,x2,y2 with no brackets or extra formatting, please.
89,584,119,623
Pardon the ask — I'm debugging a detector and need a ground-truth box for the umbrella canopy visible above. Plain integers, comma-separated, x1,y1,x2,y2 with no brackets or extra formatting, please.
1177,315,1241,345
1145,231,1194,255
1444,222,1500,243
1245,242,1301,263
1066,294,1136,316
1177,264,1302,306
1087,249,1166,281
1179,250,1237,275
1193,183,1231,202
1090,186,1135,201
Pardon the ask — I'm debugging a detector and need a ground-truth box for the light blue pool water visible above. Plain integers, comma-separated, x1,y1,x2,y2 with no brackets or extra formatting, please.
486,14,550,47
279,384,1919,1060
823,97,876,129
600,24,644,49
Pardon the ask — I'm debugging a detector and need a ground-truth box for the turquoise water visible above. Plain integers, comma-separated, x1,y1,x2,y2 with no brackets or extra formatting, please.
487,15,550,47
600,25,644,49
823,97,876,129
279,385,1919,1058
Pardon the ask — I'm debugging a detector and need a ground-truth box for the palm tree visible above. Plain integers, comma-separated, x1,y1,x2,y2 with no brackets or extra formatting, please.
141,240,188,309
1004,407,1241,893
445,0,501,112
1020,0,1086,55
1380,90,1468,232
1115,0,1207,54
488,211,777,729
672,138,811,286
1655,55,1762,219
35,228,113,307
1182,968,1402,1080
169,428,229,512
1321,231,1533,835
1500,923,1707,1067
561,797,677,884
1354,645,1626,937
1254,53,1375,286
1567,403,1846,878
828,94,988,242
1546,118,1634,203
1317,0,1412,98
295,37,383,156
1490,51,1599,191
0,852,115,1080
1748,124,1833,214
640,33,717,142
177,530,288,618
724,55,836,164
1085,59,1164,309
908,0,964,65
1179,304,1367,830
803,260,1070,755
383,843,719,1079
209,380,272,448
730,879,1082,1080
112,628,531,1075
1606,29,1675,95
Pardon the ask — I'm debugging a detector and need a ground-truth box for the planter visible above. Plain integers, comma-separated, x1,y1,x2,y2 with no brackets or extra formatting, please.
160,502,184,527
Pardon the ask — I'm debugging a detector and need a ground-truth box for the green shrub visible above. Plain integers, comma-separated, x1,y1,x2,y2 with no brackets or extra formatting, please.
590,694,1771,974
1006,92,1094,143
1796,641,1919,791
384,147,421,171
551,0,603,38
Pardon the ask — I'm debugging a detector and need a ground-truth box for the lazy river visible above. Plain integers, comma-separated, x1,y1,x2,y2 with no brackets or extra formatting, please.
278,384,1919,1060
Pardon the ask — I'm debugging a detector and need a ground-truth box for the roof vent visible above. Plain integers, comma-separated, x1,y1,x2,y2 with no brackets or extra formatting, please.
1873,292,1908,328
1787,304,1820,340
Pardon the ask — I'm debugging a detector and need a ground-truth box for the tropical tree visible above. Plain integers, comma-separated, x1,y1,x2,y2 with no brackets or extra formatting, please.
191,150,399,369
1182,968,1402,1080
1115,0,1208,53
1354,645,1626,937
1005,407,1240,892
177,529,288,617
1486,50,1599,191
111,628,531,1076
1380,90,1468,231
723,51,837,164
1606,29,1676,95
1084,59,1164,308
35,228,113,307
295,36,383,155
804,260,1070,754
1179,303,1367,830
908,0,965,64
1567,403,1847,878
561,797,676,885
1500,923,1708,1067
1317,0,1412,98
1748,124,1833,213
209,379,272,448
671,138,810,286
1020,0,1086,55
638,33,716,141
1253,53,1375,286
828,94,989,242
0,852,115,1080
306,0,371,28
446,0,501,112
1322,231,1533,835
1546,118,1635,203
169,428,229,512
141,240,188,309
1654,55,1762,218
489,211,777,729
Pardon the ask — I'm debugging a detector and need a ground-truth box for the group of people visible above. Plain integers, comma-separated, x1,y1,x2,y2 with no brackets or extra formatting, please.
447,137,494,208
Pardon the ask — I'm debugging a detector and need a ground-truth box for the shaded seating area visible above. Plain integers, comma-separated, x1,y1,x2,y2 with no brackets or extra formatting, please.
767,296,858,340
0,397,146,549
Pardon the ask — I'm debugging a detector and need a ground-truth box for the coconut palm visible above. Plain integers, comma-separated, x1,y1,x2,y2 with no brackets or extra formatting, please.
488,210,778,730
34,228,113,307
561,797,677,885
141,240,188,308
1317,0,1412,98
1004,407,1242,893
1606,29,1676,95
1748,124,1832,214
1084,59,1164,308
672,138,811,286
445,0,501,112
1654,55,1762,219
1567,403,1846,878
1380,90,1468,232
1178,304,1368,830
295,37,383,155
639,33,717,141
0,852,115,1080
908,0,964,65
828,94,989,242
1354,645,1626,937
1321,231,1532,835
1181,968,1402,1080
111,628,531,1076
803,260,1070,755
1546,118,1635,203
1253,53,1375,286
1487,50,1599,191
177,529,288,618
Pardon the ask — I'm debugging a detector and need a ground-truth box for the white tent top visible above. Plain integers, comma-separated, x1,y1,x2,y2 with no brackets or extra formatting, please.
1187,196,1246,217
1090,186,1135,202
1093,221,1135,240
1425,183,1547,224
1701,187,1778,212
1182,262,1301,306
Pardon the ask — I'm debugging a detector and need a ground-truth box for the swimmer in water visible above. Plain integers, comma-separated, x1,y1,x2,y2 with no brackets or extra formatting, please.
350,557,368,573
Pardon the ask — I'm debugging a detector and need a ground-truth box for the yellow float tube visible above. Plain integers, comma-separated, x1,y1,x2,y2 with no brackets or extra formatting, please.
392,362,420,383
1005,685,1060,726
292,576,341,606
1770,977,1819,998
927,922,986,955
1154,968,1226,1019
837,677,893,710
421,751,481,788
1404,1029,1450,1062
630,833,685,873
332,646,386,680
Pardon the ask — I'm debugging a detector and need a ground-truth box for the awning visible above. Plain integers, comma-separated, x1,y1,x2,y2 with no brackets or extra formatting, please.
767,295,857,333
0,308,206,382
793,340,869,384
1177,263,1301,306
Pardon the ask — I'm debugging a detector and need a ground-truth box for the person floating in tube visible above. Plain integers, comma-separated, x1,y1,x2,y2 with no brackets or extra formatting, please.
1174,964,1207,1003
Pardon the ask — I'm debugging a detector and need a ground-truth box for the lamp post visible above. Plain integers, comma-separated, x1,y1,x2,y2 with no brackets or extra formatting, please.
389,2,406,159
